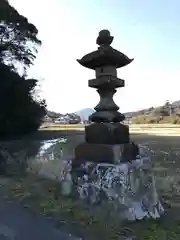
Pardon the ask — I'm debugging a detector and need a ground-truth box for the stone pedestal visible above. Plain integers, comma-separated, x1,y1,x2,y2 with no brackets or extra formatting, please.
74,145,164,221
73,142,139,168
85,122,129,144
74,122,130,166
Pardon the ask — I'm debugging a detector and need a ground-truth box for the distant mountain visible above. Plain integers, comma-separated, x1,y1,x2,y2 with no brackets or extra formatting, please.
75,108,95,121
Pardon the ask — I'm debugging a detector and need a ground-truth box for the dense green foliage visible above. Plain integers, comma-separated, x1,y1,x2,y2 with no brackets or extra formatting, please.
0,0,46,138
47,111,63,120
0,0,41,72
0,63,46,137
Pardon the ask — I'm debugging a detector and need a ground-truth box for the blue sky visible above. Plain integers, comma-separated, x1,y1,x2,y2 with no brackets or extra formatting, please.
9,0,180,113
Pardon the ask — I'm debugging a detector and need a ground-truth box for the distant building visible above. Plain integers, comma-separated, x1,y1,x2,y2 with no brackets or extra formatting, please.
53,113,81,124
54,118,67,124
43,115,53,122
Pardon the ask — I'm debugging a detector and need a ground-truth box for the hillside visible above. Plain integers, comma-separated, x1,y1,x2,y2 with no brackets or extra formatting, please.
125,100,180,124
46,100,180,124
46,108,95,122
45,111,81,123
124,100,180,117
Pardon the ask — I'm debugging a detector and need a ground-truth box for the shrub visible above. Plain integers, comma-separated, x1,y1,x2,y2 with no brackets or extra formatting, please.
131,115,180,124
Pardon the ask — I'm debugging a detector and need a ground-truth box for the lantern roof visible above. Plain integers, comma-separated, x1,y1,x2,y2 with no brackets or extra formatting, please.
77,30,133,70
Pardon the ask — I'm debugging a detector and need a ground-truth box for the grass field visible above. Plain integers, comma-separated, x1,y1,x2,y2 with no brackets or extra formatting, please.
1,132,180,239
41,123,180,129
40,124,180,137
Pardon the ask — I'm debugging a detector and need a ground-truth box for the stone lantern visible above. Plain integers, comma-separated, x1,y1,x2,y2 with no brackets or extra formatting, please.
70,30,164,221
74,29,134,165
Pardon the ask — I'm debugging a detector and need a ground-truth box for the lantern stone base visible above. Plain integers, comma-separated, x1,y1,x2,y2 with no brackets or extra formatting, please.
85,122,129,144
70,145,164,221
73,142,138,167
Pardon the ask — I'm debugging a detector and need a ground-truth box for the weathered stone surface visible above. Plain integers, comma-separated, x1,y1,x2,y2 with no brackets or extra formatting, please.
77,29,132,125
73,141,139,168
94,88,119,112
77,30,133,70
71,146,164,221
85,122,129,144
73,30,163,222
74,142,118,166
89,111,125,123
95,66,117,78
88,76,124,89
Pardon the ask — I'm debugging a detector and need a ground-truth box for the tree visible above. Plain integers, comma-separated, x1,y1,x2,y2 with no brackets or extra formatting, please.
0,0,41,73
164,100,172,116
0,63,46,138
0,1,46,138
147,107,154,112
150,107,169,117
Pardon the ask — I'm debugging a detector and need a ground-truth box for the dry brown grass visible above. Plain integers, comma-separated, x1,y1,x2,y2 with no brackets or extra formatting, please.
1,134,180,239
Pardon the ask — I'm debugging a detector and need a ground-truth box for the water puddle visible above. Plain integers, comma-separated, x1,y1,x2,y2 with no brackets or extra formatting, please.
38,138,67,156
0,134,84,179
29,138,67,180
27,135,83,180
